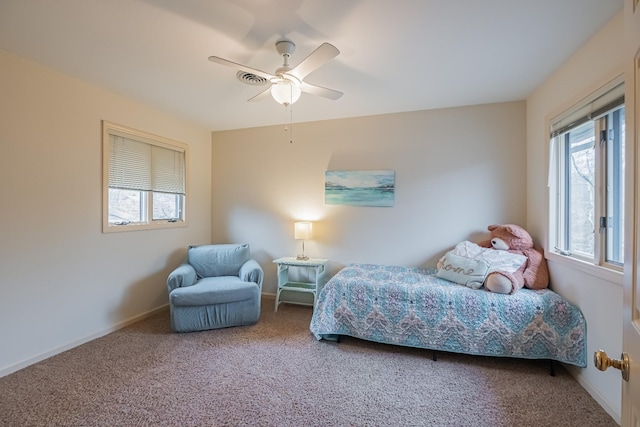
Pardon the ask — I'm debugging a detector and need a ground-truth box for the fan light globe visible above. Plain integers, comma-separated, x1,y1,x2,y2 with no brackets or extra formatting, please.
271,78,301,106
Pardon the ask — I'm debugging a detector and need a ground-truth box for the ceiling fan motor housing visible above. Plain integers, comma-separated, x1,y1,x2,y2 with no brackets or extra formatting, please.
275,39,296,58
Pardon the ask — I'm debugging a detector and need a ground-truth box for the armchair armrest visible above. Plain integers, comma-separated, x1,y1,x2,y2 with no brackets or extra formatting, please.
167,264,197,292
239,259,263,290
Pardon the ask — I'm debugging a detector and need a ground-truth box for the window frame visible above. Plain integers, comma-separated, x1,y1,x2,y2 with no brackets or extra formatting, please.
547,77,624,281
102,121,189,233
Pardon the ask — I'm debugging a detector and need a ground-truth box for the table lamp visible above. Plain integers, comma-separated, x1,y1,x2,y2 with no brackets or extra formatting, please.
294,221,312,260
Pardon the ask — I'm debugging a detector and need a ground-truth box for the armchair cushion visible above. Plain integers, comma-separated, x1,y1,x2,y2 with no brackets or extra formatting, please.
169,277,258,306
188,244,250,278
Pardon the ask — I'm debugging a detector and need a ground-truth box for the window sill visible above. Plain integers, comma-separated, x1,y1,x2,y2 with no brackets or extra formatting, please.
546,251,623,286
102,220,187,233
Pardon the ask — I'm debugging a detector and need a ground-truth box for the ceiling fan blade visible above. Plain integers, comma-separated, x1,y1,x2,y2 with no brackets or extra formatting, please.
208,56,275,80
288,43,339,81
247,87,272,102
300,81,343,100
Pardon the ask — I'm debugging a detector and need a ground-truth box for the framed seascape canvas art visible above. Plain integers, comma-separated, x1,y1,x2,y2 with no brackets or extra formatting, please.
325,170,395,207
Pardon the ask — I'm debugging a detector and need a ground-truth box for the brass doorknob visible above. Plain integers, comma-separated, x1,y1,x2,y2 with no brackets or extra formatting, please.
594,349,630,382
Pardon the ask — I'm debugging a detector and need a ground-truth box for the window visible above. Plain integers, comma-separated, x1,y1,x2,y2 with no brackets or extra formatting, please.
102,121,188,232
549,79,624,270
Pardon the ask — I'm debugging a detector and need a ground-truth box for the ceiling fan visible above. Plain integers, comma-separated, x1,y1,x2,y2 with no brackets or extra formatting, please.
208,38,343,106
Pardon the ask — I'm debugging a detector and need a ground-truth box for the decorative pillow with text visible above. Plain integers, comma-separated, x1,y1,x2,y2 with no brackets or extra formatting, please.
436,252,490,289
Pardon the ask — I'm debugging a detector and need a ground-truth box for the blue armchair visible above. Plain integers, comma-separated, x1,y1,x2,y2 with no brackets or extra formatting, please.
167,244,263,333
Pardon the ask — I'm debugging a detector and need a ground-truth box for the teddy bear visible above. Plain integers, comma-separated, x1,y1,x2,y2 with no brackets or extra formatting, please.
478,224,549,294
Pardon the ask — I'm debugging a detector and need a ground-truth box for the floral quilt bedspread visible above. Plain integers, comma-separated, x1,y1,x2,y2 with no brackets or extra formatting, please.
310,264,587,367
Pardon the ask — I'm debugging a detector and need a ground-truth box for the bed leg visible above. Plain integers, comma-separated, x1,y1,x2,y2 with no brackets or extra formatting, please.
432,350,437,361
549,360,556,377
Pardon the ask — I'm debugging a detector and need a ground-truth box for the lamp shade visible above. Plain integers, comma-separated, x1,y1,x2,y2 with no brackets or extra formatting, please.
294,222,312,240
271,78,301,106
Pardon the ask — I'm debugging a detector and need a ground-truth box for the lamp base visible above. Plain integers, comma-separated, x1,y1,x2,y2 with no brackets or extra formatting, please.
296,255,309,261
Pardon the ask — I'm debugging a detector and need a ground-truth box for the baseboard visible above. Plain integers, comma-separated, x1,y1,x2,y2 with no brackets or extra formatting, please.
564,365,621,425
0,304,169,378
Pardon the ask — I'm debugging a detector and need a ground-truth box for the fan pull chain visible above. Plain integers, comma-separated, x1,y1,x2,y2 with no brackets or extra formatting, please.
284,105,293,144
284,104,288,132
283,101,294,143
289,105,294,144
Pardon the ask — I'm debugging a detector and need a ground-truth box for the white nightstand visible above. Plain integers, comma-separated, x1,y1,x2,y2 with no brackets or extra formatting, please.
273,257,328,312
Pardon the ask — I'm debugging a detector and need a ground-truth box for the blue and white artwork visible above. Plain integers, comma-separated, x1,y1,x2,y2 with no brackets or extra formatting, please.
325,170,395,207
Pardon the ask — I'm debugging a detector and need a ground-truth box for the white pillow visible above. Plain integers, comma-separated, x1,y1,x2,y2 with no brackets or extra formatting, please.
445,241,526,274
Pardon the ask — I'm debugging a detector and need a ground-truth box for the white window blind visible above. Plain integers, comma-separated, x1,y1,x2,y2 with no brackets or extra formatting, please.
550,79,624,137
109,134,185,195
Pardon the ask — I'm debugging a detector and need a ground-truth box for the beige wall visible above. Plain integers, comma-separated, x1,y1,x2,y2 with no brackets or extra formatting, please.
212,101,527,295
0,50,212,375
526,12,624,422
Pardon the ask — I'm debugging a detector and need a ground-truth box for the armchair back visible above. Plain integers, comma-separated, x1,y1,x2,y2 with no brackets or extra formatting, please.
188,244,251,278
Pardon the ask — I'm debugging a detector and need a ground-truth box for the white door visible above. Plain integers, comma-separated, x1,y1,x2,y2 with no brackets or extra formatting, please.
623,0,640,424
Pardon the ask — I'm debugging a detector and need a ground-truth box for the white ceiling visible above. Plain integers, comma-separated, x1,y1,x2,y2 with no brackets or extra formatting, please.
0,0,623,131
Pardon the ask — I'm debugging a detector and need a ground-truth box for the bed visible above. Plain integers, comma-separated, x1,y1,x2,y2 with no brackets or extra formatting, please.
310,264,587,367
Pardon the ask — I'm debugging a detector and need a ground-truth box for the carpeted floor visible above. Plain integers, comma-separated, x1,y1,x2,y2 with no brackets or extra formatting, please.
0,297,617,427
